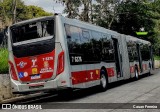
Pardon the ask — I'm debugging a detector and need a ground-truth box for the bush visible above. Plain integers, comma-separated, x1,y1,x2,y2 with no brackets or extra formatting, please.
154,55,160,60
0,48,9,74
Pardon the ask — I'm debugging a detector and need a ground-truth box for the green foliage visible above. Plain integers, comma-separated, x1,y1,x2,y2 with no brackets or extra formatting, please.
59,0,160,56
154,55,160,60
0,0,26,23
0,0,53,26
92,0,119,29
63,0,81,19
25,5,53,19
115,1,155,37
0,48,9,74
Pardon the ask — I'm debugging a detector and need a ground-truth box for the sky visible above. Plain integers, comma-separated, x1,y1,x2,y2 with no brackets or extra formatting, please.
21,0,65,14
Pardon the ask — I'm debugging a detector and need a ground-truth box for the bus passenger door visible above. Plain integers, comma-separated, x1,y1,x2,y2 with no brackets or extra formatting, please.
112,38,123,78
150,46,154,70
136,44,143,72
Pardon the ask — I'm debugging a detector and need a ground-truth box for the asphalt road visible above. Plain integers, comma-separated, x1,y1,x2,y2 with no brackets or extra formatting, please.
2,69,160,112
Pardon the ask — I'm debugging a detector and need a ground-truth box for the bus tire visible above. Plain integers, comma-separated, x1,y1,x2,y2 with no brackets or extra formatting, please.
135,68,139,80
99,69,108,92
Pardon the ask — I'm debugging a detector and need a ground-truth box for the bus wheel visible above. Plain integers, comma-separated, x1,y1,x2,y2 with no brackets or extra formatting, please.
135,69,139,80
99,69,108,91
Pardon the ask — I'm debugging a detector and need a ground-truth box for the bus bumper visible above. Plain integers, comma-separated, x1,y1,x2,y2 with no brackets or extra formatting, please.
11,79,59,94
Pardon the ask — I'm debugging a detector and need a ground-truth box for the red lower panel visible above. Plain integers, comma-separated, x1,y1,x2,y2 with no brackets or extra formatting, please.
71,69,100,85
138,65,140,72
145,64,147,70
106,68,114,77
86,69,100,81
143,64,147,71
71,68,114,85
14,50,55,82
130,66,135,73
71,71,86,85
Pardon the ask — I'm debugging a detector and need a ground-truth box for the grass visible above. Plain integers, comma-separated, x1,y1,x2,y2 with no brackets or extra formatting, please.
0,48,9,74
154,55,160,60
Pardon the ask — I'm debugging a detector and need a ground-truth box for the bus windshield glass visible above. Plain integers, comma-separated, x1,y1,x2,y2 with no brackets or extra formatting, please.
11,19,54,43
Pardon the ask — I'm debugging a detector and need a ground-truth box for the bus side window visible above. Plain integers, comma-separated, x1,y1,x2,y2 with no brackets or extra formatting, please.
127,41,135,62
140,44,150,61
81,29,93,63
65,24,82,65
91,31,102,62
101,34,114,62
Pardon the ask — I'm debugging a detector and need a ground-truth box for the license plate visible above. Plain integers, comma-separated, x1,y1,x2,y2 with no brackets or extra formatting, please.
29,85,44,89
31,74,40,80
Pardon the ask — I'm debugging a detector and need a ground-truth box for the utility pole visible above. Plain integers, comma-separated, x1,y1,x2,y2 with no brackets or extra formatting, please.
12,0,17,24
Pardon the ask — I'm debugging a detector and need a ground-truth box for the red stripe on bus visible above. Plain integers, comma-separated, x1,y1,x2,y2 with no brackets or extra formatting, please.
71,68,115,85
14,50,55,82
71,69,100,85
130,66,135,73
143,64,147,71
106,68,115,77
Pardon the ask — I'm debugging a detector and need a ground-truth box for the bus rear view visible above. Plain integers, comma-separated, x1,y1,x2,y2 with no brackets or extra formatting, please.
8,16,61,93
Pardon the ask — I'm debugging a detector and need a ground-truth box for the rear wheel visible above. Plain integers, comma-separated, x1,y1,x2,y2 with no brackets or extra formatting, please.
99,69,108,91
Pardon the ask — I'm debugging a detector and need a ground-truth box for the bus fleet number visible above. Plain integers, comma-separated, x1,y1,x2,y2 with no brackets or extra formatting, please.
72,56,82,63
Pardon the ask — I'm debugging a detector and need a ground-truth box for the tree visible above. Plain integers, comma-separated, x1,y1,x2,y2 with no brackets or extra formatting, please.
61,0,92,22
60,0,160,55
79,0,91,22
25,5,53,19
0,0,53,29
92,0,120,29
63,0,81,19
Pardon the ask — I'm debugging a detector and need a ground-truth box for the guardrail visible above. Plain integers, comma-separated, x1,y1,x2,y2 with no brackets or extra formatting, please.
0,74,19,102
0,74,42,104
154,60,160,69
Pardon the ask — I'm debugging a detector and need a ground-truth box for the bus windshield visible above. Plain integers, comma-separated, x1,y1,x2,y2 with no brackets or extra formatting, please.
10,19,55,58
11,19,54,43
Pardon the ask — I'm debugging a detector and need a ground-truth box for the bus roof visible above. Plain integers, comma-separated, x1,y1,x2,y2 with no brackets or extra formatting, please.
11,16,54,27
61,16,151,44
9,14,151,44
126,35,151,44
61,16,119,36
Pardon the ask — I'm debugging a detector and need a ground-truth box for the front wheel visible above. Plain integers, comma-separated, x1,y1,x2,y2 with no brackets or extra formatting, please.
99,70,108,91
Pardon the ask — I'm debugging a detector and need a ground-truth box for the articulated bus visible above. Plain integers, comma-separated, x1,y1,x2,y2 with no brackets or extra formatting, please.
7,14,154,94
